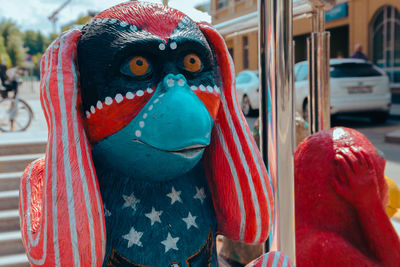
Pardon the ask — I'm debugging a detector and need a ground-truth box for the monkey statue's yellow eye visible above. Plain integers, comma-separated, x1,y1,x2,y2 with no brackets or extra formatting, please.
183,54,202,73
128,56,150,76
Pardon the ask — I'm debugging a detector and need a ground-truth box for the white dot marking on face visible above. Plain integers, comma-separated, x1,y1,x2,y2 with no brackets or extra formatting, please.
96,101,103,110
136,90,144,97
139,121,145,128
148,105,153,111
190,86,197,91
154,99,159,103
126,92,134,99
199,85,206,91
90,106,95,114
170,42,177,50
135,130,142,137
130,25,137,31
147,88,153,93
207,86,213,93
214,85,220,93
143,113,148,119
115,93,123,103
167,79,175,87
159,93,165,98
86,111,91,118
105,97,113,105
120,21,128,27
159,43,166,50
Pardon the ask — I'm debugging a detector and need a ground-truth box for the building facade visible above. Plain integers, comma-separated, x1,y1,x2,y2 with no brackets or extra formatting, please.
210,0,400,89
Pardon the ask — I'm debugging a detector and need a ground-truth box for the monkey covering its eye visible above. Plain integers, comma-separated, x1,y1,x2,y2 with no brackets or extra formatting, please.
19,2,279,267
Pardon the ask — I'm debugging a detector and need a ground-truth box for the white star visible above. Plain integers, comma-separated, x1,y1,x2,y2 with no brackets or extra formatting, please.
145,207,163,226
194,187,206,204
167,187,182,205
104,205,111,217
182,212,198,230
122,193,140,211
122,227,143,248
161,232,179,253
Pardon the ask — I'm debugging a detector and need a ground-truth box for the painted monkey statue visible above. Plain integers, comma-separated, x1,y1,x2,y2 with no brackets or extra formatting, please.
295,127,400,266
18,2,289,266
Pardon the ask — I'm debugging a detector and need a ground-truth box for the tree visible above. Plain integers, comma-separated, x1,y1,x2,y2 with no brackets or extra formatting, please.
0,19,26,67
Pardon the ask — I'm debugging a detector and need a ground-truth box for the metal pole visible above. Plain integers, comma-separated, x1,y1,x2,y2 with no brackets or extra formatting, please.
307,8,331,134
258,0,296,262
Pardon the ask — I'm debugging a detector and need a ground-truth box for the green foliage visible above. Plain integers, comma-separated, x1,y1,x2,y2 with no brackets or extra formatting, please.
0,19,26,67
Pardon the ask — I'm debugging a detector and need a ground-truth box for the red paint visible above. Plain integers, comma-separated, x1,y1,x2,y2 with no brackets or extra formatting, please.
84,90,154,143
94,2,185,42
295,127,400,266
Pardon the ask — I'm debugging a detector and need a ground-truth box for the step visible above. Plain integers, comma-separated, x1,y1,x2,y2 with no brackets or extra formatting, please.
0,254,29,267
0,191,19,211
0,231,25,256
0,172,23,192
0,154,43,173
0,210,20,232
0,139,46,157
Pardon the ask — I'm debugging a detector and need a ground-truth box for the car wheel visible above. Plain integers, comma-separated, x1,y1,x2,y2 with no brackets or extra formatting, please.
370,111,389,124
241,95,254,116
302,99,308,121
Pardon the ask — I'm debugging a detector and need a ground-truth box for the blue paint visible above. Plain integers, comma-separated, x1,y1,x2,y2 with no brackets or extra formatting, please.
92,74,214,180
95,161,218,266
326,3,348,22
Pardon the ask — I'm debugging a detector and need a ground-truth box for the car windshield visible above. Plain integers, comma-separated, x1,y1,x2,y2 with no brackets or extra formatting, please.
330,63,382,78
236,73,252,84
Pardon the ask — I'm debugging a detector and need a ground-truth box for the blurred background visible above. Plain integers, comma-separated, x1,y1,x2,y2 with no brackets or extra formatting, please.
0,0,399,266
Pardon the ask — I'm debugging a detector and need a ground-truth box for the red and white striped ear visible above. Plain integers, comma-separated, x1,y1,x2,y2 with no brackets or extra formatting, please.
198,23,274,244
19,29,106,266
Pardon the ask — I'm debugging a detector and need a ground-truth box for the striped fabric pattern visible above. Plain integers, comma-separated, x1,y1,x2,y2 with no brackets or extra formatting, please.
200,23,274,244
19,29,106,266
246,252,295,267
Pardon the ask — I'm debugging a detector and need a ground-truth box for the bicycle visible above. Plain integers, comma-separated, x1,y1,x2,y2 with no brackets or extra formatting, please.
0,75,33,132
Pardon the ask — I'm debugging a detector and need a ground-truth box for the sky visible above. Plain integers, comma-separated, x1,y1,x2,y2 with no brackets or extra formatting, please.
0,0,211,35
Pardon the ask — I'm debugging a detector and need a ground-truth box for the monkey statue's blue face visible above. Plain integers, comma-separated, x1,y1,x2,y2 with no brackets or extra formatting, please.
78,13,221,180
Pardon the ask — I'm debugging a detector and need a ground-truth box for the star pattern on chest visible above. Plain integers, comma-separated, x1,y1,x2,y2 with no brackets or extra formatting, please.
193,186,206,204
122,193,140,211
122,227,143,248
182,212,198,230
161,232,180,253
167,186,182,205
145,207,163,226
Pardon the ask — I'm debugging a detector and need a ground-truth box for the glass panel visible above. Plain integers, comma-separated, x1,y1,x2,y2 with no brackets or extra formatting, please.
394,70,400,83
373,27,384,66
330,63,382,78
374,9,384,29
395,23,400,67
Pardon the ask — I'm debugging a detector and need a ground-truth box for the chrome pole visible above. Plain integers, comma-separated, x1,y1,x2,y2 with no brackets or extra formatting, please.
258,0,296,262
307,5,332,133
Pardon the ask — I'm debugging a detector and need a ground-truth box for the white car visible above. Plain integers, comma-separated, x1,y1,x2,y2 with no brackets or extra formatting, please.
236,70,259,116
295,59,391,123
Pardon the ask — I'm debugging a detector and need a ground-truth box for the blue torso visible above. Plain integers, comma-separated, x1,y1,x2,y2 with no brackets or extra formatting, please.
95,161,218,266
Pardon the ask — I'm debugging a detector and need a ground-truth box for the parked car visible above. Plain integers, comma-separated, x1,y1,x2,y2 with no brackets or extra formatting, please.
295,58,391,123
236,70,259,116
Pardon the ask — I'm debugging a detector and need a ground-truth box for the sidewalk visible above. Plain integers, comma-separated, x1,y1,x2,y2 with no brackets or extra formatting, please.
386,103,400,144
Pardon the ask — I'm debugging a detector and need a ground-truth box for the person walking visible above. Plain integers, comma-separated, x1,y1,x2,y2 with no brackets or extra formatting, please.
351,43,367,60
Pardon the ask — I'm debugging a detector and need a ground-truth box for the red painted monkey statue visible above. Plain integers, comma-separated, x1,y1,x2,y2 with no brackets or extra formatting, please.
295,127,400,266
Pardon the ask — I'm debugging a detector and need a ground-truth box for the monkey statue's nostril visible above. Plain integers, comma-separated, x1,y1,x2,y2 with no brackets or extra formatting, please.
163,74,188,89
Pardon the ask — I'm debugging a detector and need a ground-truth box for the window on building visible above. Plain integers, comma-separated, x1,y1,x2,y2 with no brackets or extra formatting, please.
371,5,400,86
243,36,249,69
217,0,228,9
